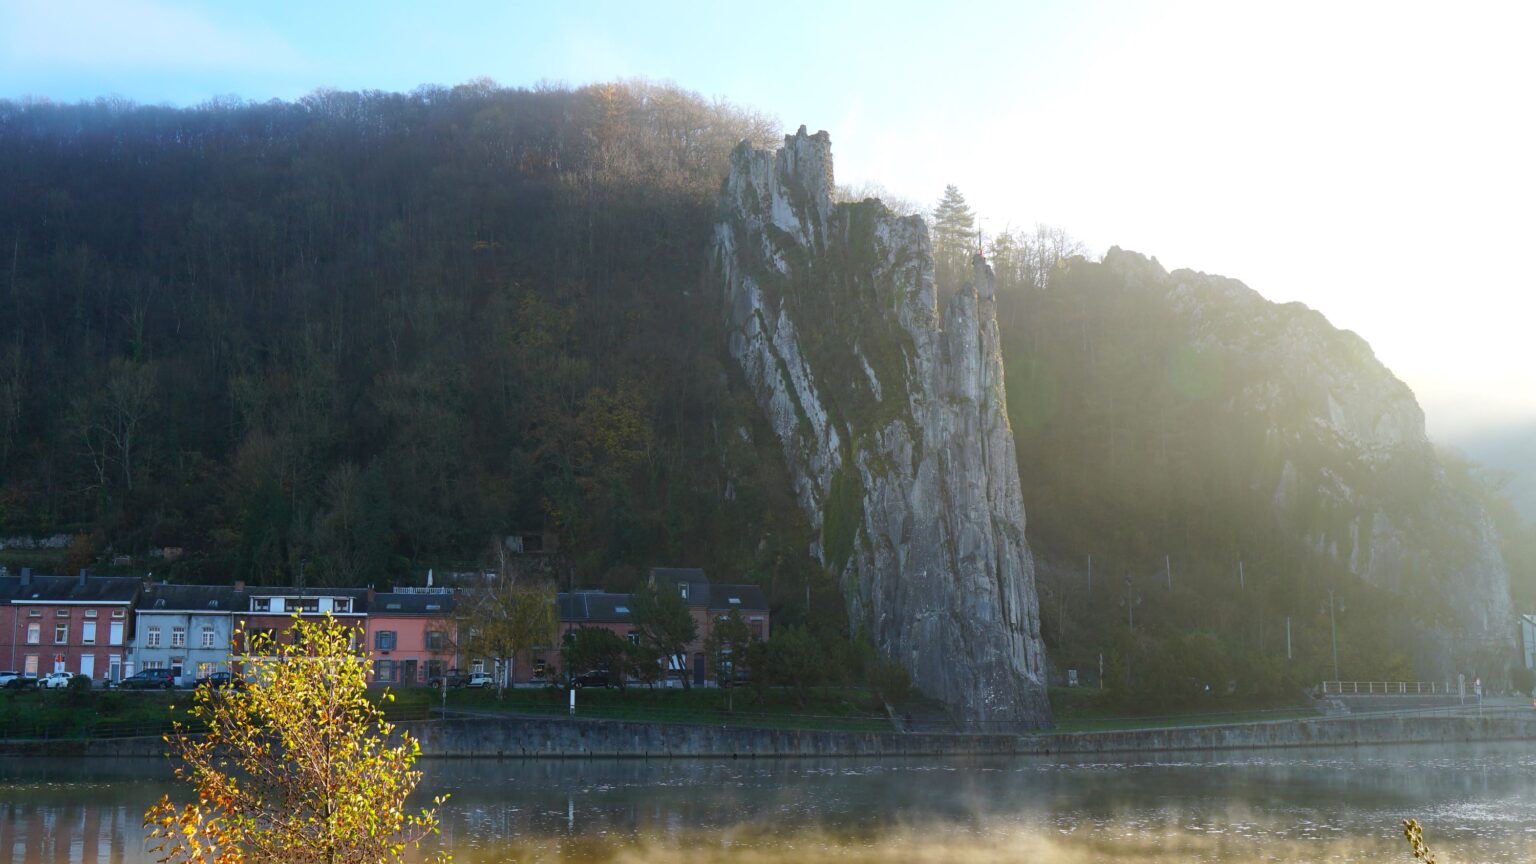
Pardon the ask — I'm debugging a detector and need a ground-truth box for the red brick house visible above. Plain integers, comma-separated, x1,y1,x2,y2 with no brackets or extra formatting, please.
0,568,140,682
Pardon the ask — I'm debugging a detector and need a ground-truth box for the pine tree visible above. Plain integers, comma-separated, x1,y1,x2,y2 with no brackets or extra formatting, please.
930,185,978,291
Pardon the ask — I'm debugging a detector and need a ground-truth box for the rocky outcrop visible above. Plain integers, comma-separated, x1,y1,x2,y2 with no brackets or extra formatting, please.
712,128,1049,728
1102,248,1514,674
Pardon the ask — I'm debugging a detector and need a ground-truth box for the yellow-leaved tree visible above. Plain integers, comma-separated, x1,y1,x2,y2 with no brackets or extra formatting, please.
145,615,449,864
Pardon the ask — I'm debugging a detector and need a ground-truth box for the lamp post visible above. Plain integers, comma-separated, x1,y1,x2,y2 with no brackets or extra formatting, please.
1327,588,1339,681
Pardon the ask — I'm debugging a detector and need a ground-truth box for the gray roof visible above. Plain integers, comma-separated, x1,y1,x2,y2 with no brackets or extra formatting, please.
137,584,242,613
0,574,141,605
559,592,634,623
649,567,709,588
704,584,768,612
371,592,455,616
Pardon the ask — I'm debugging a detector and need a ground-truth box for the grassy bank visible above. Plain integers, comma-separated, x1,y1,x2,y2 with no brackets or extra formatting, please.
436,684,893,732
0,687,433,740
1046,686,1320,732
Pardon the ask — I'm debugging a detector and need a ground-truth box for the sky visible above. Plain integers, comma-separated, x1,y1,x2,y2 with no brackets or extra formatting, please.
2,0,1532,444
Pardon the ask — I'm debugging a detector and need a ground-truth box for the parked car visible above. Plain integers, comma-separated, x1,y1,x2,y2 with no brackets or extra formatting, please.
427,670,470,688
194,671,244,690
572,670,615,689
40,671,75,689
119,669,177,690
465,672,493,688
0,671,37,689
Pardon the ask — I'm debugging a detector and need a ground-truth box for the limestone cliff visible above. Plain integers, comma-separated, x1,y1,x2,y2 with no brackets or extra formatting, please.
711,128,1050,728
1102,249,1514,673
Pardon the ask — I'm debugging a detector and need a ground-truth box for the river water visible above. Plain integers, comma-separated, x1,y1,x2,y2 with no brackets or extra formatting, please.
4,742,1536,862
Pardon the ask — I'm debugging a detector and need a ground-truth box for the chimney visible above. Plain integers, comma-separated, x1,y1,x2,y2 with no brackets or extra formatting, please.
78,568,87,588
20,567,30,586
142,579,155,594
233,580,246,594
367,586,376,605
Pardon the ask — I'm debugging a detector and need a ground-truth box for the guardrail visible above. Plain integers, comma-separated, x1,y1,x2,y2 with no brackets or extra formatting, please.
1319,681,1460,695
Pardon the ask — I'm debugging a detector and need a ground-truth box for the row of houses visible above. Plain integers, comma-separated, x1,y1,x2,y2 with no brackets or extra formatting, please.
0,567,769,687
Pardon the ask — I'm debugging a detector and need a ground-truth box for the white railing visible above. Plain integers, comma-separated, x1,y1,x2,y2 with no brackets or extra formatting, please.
1319,681,1458,695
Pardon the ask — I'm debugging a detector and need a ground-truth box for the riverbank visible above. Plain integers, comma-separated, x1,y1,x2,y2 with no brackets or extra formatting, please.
7,706,1535,759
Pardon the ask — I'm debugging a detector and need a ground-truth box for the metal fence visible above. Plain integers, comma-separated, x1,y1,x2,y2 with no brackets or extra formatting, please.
1318,681,1460,695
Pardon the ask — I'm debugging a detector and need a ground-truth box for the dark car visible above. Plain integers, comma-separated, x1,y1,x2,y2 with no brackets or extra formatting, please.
194,671,244,690
427,671,471,688
572,670,614,689
119,669,177,690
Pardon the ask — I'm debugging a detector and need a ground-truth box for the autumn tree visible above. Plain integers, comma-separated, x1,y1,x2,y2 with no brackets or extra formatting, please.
145,615,447,864
629,582,698,688
457,578,558,695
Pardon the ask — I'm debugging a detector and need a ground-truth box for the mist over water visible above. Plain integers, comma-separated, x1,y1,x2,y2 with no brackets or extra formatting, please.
6,743,1536,862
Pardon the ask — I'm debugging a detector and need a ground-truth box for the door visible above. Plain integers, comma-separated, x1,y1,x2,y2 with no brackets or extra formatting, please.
109,656,121,683
401,660,418,685
80,655,94,679
693,653,706,687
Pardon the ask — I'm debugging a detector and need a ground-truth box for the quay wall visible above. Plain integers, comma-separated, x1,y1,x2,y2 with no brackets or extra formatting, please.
7,711,1536,759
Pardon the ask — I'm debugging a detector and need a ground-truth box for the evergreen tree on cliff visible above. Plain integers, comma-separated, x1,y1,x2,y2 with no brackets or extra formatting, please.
931,185,979,290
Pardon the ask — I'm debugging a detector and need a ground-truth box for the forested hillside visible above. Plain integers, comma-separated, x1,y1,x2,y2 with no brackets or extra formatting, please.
0,82,834,611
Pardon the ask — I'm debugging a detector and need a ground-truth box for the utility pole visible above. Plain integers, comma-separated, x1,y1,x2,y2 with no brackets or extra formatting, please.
1286,615,1292,660
1238,557,1245,590
1165,554,1172,591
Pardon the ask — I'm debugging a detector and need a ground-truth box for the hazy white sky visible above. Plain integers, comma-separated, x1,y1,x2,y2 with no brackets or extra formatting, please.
2,0,1531,440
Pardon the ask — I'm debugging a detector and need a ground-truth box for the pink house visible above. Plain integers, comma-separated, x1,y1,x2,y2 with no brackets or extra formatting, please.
365,590,456,686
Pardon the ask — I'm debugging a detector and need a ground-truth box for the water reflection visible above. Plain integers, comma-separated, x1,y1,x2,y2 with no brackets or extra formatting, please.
4,743,1536,862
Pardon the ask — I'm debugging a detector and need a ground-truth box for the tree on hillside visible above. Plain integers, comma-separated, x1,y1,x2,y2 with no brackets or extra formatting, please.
930,184,978,290
457,578,558,695
145,615,447,864
629,582,698,689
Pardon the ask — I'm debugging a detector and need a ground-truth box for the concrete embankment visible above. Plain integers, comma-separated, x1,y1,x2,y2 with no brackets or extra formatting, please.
7,711,1535,759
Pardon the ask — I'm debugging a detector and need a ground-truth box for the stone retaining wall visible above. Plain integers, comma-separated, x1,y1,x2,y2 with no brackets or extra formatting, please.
6,711,1534,759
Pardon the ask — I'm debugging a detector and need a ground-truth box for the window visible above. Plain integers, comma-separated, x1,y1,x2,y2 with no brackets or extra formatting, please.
426,660,446,680
375,631,397,651
374,660,396,683
143,660,165,670
533,658,548,679
332,598,352,613
54,623,68,644
147,626,161,648
251,598,271,612
290,598,319,614
425,630,446,651
23,655,38,675
626,631,640,646
201,626,216,649
82,621,97,645
111,609,124,619
470,659,486,674
27,609,41,618
678,584,689,600
614,605,629,614
56,609,70,618
109,621,124,646
84,609,98,618
171,626,187,648
25,623,40,645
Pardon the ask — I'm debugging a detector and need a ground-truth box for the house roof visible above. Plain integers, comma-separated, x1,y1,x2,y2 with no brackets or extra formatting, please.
704,584,768,612
649,567,709,589
0,574,141,605
559,591,634,623
370,592,455,616
138,584,243,613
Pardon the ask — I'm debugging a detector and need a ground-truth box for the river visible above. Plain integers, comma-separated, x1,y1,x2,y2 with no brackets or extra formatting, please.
4,742,1535,862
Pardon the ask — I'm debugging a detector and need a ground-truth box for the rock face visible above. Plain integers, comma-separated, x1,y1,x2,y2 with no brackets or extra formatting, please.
712,128,1050,727
1102,248,1514,674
